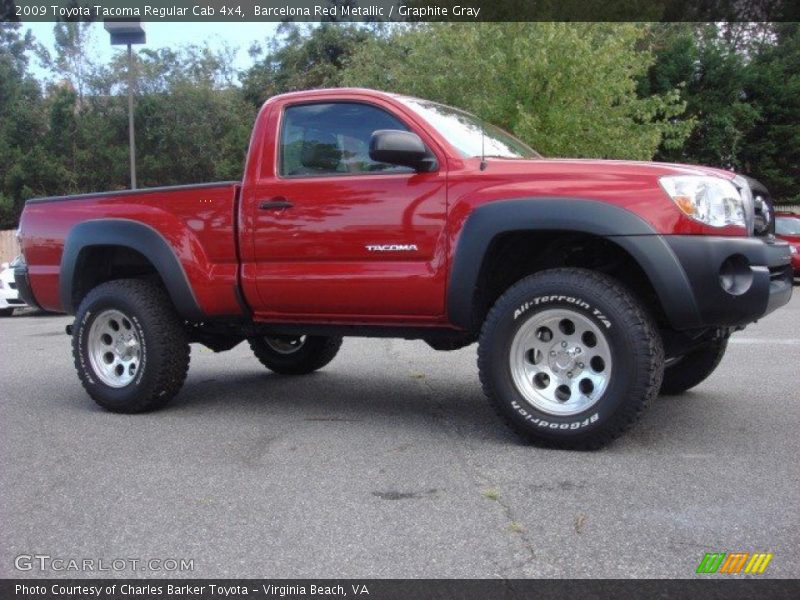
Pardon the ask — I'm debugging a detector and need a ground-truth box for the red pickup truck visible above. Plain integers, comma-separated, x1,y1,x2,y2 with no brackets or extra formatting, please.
14,88,793,448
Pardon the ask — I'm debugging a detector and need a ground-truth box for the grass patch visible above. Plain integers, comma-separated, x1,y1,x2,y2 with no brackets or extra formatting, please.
482,488,501,501
508,522,524,534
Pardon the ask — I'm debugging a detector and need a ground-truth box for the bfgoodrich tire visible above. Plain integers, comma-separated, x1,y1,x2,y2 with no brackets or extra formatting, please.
478,268,664,449
660,334,729,395
72,279,190,413
249,335,342,375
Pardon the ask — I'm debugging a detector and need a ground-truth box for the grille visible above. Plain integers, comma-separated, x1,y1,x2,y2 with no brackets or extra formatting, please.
733,175,755,236
752,192,774,237
741,175,775,237
769,264,792,283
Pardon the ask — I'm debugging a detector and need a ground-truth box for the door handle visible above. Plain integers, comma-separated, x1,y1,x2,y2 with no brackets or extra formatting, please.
259,197,294,210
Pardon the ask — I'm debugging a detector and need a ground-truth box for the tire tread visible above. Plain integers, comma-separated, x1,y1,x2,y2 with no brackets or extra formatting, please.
72,279,190,413
478,268,664,450
660,335,728,395
249,335,342,375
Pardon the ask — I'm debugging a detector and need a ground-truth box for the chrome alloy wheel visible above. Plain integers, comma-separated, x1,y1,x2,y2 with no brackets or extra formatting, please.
263,335,306,355
509,308,612,416
87,309,142,388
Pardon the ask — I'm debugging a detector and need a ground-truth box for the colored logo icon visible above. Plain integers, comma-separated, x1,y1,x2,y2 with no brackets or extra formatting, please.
696,552,773,574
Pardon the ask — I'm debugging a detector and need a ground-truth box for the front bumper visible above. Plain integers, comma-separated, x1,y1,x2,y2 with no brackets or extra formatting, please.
665,235,793,328
0,289,26,309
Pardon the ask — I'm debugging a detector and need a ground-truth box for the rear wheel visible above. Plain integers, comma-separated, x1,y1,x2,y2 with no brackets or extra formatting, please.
72,279,190,413
660,335,729,395
249,335,342,375
478,268,664,449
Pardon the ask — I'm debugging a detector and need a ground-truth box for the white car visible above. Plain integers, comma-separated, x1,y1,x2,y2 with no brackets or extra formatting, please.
0,256,27,316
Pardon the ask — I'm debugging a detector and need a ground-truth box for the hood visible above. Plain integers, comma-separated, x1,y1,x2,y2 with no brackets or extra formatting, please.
777,234,800,245
455,156,751,236
483,157,737,180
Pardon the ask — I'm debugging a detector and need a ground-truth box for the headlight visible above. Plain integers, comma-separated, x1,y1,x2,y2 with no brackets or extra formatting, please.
659,175,746,228
791,245,798,255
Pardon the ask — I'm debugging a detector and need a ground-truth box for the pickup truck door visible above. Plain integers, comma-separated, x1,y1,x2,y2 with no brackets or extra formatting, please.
242,100,448,323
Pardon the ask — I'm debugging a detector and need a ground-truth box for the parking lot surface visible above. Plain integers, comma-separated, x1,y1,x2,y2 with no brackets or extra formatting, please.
1,294,798,579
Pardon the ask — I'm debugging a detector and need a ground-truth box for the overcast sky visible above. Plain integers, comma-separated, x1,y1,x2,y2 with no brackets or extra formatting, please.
24,22,282,81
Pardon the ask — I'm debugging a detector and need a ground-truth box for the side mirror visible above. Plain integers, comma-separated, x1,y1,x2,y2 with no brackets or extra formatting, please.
369,130,437,172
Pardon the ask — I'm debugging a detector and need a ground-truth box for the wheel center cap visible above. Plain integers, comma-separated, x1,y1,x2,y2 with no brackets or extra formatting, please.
550,345,582,372
554,352,574,370
115,337,137,359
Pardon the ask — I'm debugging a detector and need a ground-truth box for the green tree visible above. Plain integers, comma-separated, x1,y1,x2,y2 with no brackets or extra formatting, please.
0,23,51,229
241,22,378,107
741,23,800,202
37,22,96,99
644,23,799,202
643,24,759,169
105,44,255,186
342,23,691,159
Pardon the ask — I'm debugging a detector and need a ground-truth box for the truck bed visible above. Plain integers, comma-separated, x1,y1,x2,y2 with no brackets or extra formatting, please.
18,182,243,316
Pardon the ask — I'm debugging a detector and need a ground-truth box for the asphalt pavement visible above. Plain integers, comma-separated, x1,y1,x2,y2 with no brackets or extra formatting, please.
1,293,798,579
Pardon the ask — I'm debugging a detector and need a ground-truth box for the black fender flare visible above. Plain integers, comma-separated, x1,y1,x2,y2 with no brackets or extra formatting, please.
446,198,701,331
60,219,204,320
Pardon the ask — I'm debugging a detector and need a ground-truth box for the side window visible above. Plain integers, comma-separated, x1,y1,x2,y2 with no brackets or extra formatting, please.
279,102,414,177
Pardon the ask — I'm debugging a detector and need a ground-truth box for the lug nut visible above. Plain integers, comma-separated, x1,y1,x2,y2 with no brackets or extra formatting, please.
567,371,573,378
561,341,567,348
578,362,584,369
550,350,556,356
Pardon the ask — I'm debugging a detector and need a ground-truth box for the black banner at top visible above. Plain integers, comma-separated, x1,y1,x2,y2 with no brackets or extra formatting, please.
3,0,800,22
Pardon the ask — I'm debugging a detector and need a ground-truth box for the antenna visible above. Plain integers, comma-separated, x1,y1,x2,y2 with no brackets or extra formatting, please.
479,119,488,171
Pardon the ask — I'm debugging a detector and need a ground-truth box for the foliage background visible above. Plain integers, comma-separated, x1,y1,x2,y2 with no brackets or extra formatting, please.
1,21,798,229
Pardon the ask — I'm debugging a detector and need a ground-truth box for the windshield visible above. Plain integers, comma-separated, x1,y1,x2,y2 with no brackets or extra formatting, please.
398,97,541,160
776,216,800,236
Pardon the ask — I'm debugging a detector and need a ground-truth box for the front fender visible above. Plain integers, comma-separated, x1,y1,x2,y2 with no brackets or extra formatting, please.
446,198,700,331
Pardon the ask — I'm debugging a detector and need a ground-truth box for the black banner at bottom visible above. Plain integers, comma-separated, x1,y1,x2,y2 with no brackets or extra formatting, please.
3,579,800,600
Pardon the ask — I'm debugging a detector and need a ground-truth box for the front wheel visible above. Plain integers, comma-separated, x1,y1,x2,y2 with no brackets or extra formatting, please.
72,279,190,413
660,334,729,395
249,335,342,375
478,268,664,449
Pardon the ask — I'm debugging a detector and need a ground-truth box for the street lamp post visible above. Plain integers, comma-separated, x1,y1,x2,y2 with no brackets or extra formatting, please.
104,20,146,190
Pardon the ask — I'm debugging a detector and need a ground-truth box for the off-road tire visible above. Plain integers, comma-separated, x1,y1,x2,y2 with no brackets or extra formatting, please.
660,335,729,395
478,268,664,450
249,335,342,375
72,279,190,413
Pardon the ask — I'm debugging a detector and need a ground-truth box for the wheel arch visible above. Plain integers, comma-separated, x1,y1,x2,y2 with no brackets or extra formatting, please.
447,198,701,332
60,219,204,320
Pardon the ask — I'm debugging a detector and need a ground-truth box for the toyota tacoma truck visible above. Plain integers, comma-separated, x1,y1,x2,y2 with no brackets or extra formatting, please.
14,88,794,448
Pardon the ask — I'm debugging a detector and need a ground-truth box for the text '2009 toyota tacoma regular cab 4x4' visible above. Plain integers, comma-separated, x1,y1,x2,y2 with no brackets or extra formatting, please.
15,88,793,448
